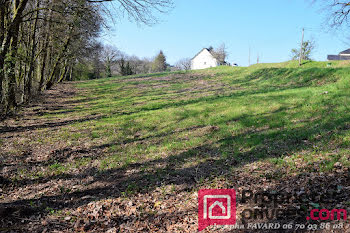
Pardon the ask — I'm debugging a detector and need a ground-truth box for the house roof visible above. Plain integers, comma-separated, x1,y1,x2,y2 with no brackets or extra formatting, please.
327,55,350,60
339,49,350,55
191,48,216,61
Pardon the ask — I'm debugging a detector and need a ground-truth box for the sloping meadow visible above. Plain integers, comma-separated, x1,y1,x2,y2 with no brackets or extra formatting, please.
1,62,350,232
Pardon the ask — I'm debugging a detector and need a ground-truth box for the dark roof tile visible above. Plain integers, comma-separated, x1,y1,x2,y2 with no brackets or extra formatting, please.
327,55,350,60
339,49,350,55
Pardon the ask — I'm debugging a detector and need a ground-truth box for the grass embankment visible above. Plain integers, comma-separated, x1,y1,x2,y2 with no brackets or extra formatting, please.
1,60,350,232
70,60,350,174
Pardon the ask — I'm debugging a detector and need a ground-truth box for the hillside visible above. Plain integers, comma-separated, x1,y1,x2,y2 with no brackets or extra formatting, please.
1,61,350,232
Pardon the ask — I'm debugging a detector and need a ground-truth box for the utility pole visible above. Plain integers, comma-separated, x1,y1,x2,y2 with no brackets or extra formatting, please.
299,28,304,66
257,53,259,64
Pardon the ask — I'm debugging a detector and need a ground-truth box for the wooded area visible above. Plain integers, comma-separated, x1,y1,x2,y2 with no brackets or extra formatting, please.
0,0,173,117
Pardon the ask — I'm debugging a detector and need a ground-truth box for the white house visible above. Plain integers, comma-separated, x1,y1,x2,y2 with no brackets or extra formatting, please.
191,48,222,70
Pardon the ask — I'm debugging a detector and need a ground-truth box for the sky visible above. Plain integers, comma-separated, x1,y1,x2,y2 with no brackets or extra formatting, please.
101,0,350,66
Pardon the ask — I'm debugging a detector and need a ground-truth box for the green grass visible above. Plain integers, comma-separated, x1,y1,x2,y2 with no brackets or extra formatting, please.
16,60,350,182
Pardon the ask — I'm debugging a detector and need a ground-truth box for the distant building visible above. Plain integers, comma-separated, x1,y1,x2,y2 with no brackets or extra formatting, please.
191,48,227,70
327,49,350,60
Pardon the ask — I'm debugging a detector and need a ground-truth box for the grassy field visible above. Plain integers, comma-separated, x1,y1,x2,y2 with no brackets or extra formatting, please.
1,60,350,232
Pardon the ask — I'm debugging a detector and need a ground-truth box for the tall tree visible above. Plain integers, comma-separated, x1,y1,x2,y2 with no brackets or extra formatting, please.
152,50,167,72
102,45,121,77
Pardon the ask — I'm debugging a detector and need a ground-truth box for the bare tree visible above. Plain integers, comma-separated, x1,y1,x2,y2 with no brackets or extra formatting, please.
211,43,228,64
175,58,191,70
90,0,174,25
316,0,350,27
128,56,152,74
102,45,122,77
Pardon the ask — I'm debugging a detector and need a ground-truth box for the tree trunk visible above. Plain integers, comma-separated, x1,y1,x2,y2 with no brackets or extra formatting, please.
25,0,39,102
38,33,50,92
6,23,21,113
69,64,74,81
0,0,8,112
38,6,53,92
58,60,69,83
1,0,29,114
46,36,71,89
0,0,29,61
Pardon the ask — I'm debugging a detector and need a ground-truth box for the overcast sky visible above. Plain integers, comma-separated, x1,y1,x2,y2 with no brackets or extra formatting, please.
101,0,350,66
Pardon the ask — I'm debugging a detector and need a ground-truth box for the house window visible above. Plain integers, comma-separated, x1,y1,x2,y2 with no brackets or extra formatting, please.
204,62,207,65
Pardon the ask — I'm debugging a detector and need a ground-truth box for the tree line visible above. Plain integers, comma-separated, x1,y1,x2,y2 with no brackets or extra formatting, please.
84,46,172,79
0,0,173,116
